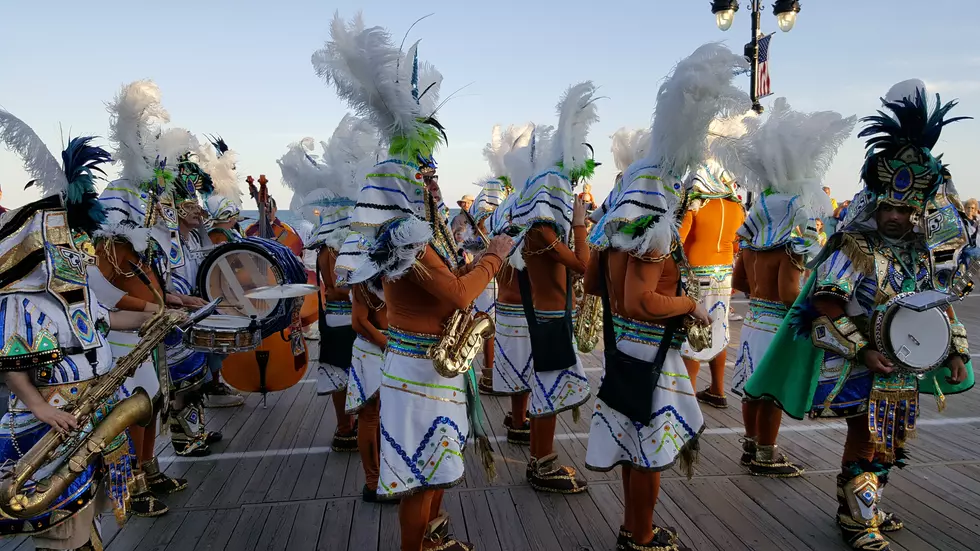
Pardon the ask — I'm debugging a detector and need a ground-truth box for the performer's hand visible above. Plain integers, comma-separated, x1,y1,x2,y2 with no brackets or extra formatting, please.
572,196,587,226
34,403,78,434
486,235,514,259
165,293,184,307
143,301,163,313
860,349,894,375
690,303,712,326
946,356,968,384
180,295,209,308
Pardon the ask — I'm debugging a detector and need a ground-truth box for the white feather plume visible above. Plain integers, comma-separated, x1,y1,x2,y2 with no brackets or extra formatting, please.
550,82,600,170
530,124,555,175
483,123,534,177
650,43,750,176
197,141,240,205
320,114,380,202
278,138,325,211
0,109,67,196
312,13,442,148
107,80,170,184
710,97,855,219
609,127,651,173
156,128,199,166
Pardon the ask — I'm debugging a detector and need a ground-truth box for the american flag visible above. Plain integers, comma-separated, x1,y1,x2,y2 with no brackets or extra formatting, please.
757,33,774,98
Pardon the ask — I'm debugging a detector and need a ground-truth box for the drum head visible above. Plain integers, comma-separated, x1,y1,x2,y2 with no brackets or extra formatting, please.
885,306,951,370
200,248,282,319
197,315,253,329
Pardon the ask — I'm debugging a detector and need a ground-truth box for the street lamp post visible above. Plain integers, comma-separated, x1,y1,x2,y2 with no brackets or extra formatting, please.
710,0,802,113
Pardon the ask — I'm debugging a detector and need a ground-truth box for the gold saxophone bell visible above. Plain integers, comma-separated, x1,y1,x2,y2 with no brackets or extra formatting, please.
573,279,602,353
0,263,193,520
432,310,495,378
682,267,712,352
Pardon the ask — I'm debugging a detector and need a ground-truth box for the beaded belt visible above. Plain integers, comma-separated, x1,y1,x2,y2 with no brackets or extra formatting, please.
323,300,353,316
689,264,734,280
386,327,442,359
748,297,789,318
495,302,574,320
613,314,685,349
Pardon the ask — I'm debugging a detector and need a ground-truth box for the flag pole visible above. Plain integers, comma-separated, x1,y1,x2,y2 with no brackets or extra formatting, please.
746,0,764,113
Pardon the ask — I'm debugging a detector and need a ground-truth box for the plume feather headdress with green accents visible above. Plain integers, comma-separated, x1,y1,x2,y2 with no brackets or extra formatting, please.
0,109,109,236
858,88,970,211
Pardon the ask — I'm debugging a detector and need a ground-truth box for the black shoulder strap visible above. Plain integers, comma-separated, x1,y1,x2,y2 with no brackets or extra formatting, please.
564,269,573,320
517,268,537,326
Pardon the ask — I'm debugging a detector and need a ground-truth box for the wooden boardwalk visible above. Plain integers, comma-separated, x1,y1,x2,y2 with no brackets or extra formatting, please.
5,297,980,550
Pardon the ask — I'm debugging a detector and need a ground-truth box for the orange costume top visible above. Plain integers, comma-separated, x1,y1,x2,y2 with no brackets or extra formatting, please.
351,283,388,349
584,250,696,321
732,248,803,308
520,224,589,311
96,239,165,312
245,218,304,256
384,247,503,335
678,198,745,267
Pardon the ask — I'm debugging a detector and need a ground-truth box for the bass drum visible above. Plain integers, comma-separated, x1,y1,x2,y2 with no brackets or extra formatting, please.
197,237,310,393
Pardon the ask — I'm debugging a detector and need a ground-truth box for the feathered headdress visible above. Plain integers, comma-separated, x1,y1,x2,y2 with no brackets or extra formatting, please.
279,138,325,213
594,43,750,256
590,127,651,226
858,88,970,211
483,123,534,194
550,82,601,183
312,12,445,162
157,128,213,205
316,13,458,284
199,137,242,223
301,114,379,250
0,109,110,235
711,98,854,252
507,83,600,267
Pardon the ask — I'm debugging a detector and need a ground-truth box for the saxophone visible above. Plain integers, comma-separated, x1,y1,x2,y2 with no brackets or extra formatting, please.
0,264,218,520
573,278,602,353
432,309,496,379
682,262,712,352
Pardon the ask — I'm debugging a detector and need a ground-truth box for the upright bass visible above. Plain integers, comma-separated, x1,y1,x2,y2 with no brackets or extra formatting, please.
217,175,310,399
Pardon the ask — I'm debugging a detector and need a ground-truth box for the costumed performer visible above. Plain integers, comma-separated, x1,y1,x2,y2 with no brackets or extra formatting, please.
0,109,158,550
315,13,511,551
507,82,597,494
95,81,190,514
719,98,854,477
743,85,974,551
582,42,747,551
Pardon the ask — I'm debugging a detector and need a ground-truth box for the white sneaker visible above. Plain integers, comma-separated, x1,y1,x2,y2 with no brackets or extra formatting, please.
729,310,743,321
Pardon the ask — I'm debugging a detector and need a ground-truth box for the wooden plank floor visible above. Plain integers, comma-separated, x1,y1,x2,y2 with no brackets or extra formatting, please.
6,296,980,550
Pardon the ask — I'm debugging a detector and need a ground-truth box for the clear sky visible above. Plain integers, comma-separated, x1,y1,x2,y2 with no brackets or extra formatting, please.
1,0,977,210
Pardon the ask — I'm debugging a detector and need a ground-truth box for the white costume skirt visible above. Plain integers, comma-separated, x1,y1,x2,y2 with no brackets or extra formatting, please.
345,334,385,413
681,265,733,362
474,280,496,317
317,311,352,395
732,298,788,397
491,302,532,395
586,329,704,472
110,330,161,401
378,329,469,498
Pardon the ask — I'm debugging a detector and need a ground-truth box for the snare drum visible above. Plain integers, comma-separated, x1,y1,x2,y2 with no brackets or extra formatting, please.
196,238,307,337
184,315,262,354
871,292,952,374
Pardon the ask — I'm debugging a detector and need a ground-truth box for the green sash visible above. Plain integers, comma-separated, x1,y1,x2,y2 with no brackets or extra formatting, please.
743,273,975,420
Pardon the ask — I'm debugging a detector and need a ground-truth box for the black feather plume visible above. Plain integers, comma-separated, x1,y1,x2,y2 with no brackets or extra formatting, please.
61,136,110,235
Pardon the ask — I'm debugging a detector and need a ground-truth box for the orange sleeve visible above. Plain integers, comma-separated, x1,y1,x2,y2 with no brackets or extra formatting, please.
777,252,804,307
812,296,846,319
318,249,350,302
678,209,694,244
413,247,503,310
351,284,387,349
583,252,601,296
732,254,749,294
529,224,590,275
623,257,696,320
208,230,229,245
